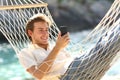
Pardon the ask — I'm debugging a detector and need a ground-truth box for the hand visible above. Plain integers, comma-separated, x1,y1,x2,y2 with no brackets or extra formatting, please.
55,32,70,50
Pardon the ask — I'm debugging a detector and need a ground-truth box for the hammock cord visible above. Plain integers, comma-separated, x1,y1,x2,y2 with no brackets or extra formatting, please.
0,0,120,80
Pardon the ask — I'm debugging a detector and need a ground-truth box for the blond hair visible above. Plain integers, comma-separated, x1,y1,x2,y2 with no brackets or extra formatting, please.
29,13,52,27
26,13,52,41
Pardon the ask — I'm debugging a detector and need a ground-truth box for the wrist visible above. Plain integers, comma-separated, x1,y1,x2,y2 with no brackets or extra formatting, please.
54,45,62,51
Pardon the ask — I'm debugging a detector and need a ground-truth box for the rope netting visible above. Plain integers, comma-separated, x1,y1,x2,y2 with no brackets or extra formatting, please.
0,0,120,80
0,0,60,54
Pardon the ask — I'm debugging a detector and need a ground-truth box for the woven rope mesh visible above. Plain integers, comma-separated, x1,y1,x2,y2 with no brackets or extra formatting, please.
0,0,60,54
0,0,120,80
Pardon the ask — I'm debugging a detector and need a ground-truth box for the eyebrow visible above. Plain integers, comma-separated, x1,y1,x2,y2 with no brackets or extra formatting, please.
37,27,49,30
37,28,44,29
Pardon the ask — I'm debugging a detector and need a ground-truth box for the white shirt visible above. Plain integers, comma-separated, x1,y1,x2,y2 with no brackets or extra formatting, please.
18,43,73,80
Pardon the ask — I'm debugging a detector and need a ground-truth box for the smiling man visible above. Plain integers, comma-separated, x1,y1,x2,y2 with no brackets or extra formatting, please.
18,13,73,80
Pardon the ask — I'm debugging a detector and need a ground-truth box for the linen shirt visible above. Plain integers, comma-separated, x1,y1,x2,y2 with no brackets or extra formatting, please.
18,43,73,80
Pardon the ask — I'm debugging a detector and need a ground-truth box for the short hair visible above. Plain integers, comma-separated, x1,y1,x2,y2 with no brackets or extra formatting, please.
26,13,51,41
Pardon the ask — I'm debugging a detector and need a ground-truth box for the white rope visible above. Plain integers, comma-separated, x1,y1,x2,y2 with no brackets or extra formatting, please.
84,0,120,43
0,0,120,80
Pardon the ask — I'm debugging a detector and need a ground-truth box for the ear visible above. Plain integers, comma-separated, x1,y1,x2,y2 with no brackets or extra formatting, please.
28,30,33,37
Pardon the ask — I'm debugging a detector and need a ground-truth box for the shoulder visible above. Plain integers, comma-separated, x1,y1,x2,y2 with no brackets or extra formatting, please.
19,48,29,54
18,43,34,54
18,47,32,57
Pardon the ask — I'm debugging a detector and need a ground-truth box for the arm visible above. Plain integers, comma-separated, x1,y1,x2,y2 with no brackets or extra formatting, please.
27,33,70,79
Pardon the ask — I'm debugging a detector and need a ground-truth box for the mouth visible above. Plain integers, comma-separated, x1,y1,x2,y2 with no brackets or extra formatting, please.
41,37,48,41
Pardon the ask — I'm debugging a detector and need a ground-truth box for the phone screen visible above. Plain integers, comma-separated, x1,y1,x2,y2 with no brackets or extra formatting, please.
59,26,68,36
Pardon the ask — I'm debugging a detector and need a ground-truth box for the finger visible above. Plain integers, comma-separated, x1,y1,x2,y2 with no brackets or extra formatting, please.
65,40,70,45
65,39,70,43
62,33,69,39
65,36,70,41
57,32,61,39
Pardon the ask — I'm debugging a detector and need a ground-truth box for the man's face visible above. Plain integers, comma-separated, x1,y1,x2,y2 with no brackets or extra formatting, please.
30,21,49,45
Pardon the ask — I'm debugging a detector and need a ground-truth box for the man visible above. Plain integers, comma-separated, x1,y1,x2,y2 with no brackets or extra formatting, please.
18,13,73,80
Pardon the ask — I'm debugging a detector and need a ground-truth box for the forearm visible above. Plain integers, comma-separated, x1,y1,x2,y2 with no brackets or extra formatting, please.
37,46,61,73
27,46,61,79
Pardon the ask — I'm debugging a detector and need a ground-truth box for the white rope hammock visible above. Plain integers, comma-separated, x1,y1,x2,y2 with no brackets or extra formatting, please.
0,0,120,80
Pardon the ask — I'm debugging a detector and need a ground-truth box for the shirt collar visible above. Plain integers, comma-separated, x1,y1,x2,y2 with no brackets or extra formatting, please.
29,43,52,51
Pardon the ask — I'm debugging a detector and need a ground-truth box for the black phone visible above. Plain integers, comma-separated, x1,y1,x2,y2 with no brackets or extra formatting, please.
59,26,68,36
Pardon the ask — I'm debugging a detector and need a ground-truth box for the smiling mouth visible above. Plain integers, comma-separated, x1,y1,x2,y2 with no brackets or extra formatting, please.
41,38,48,41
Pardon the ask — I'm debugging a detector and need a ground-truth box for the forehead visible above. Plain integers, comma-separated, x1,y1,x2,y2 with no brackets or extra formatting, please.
33,21,49,29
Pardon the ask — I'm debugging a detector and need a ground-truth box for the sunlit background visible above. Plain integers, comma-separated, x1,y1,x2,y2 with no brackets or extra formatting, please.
0,0,120,80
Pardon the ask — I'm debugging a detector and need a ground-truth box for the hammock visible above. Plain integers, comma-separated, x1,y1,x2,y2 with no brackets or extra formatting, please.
0,0,120,80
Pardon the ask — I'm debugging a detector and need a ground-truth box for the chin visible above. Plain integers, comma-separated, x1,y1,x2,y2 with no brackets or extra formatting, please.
43,42,48,45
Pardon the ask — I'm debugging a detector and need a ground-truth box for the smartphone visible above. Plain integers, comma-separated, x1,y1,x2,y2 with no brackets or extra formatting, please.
59,26,68,36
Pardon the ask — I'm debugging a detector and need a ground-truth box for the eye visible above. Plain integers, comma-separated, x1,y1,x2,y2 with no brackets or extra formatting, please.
46,29,49,31
39,29,43,32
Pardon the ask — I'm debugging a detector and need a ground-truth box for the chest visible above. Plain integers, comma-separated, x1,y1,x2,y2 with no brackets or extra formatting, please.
31,49,69,64
31,49,50,64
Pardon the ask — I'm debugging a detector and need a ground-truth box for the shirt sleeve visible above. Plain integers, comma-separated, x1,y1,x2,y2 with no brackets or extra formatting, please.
18,49,37,70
